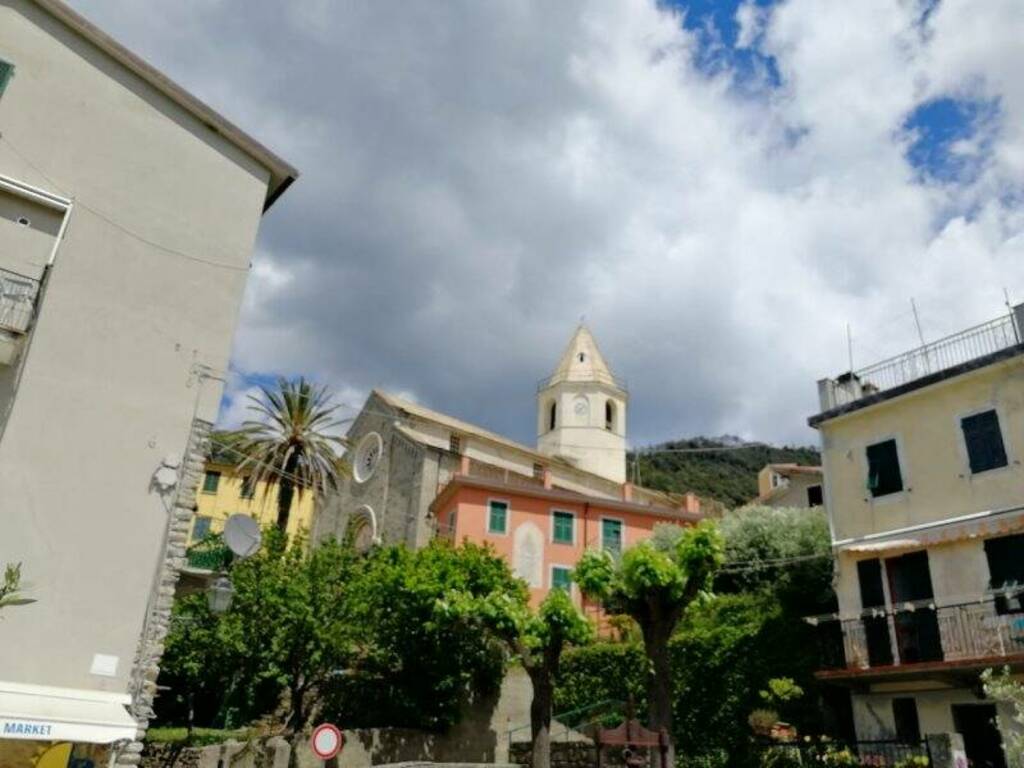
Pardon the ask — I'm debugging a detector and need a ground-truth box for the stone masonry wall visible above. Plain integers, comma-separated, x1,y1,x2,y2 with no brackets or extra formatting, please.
118,418,213,766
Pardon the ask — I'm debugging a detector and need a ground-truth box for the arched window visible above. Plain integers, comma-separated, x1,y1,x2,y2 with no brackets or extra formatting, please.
605,400,616,431
548,401,557,431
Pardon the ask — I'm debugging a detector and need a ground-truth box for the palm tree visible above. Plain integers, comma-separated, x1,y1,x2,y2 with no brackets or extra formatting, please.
234,377,346,533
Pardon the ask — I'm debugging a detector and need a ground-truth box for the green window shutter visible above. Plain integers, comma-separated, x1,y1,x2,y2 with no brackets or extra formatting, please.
552,567,572,592
191,516,212,542
961,410,1008,474
602,519,623,554
553,511,574,544
488,501,508,534
0,60,14,97
203,470,221,493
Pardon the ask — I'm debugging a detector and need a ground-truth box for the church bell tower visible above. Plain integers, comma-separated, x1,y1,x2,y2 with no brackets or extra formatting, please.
536,326,627,483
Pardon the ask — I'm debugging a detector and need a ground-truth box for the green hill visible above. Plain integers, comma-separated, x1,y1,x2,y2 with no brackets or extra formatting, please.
629,436,820,509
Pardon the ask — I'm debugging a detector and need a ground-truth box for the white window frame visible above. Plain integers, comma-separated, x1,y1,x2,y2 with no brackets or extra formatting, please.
550,508,577,545
863,433,909,505
600,515,625,554
955,404,1013,479
487,498,511,536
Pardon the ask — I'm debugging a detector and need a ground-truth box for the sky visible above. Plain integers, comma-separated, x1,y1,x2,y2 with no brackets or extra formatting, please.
71,0,1024,449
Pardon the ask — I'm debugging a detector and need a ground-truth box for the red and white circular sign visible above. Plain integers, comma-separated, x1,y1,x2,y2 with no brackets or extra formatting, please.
310,723,344,760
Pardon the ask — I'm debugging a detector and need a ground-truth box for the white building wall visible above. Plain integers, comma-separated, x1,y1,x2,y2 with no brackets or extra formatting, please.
0,0,275,695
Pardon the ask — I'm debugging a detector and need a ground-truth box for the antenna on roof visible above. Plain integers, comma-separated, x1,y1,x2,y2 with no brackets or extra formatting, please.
911,297,931,373
846,323,854,374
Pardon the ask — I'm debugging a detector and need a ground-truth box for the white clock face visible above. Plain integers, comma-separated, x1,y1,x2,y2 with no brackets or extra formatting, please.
573,397,589,422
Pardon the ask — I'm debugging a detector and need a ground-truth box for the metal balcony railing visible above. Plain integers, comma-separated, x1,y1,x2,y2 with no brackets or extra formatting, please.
821,311,1022,409
0,267,40,334
812,592,1024,673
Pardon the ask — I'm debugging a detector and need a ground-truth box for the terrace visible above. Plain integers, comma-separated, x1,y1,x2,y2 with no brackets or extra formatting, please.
0,266,41,366
811,591,1024,683
813,306,1024,423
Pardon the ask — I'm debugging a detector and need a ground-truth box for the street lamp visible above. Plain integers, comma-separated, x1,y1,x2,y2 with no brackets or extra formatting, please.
207,574,235,614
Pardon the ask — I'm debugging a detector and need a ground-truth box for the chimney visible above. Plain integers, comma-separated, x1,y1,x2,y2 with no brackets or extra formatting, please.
681,492,701,515
543,468,553,490
459,454,470,476
622,482,634,502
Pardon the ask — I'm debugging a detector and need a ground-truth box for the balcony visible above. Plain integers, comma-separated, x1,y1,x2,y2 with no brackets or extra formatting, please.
815,307,1024,417
812,592,1024,682
0,267,40,366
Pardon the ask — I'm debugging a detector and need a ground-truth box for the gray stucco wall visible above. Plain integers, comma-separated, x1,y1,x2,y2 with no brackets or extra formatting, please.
0,0,274,695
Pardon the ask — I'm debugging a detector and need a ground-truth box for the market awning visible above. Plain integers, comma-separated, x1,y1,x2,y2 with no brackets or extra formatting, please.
0,681,137,744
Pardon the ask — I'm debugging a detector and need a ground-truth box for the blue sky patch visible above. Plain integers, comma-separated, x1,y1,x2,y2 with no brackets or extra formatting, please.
663,0,781,91
903,96,999,183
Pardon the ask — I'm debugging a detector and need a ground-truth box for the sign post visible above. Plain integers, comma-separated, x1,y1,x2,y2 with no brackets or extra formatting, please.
310,723,343,765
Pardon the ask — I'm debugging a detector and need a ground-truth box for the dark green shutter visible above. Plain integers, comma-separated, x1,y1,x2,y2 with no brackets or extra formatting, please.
0,60,14,97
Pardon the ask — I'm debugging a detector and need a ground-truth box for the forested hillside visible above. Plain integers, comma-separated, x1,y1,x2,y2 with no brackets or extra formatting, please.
629,436,820,509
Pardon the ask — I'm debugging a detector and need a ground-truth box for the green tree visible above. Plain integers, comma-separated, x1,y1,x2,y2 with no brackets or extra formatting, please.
323,540,527,731
716,506,834,614
234,377,346,532
511,589,592,768
981,668,1024,766
157,530,357,736
218,530,356,733
575,520,725,764
0,562,35,613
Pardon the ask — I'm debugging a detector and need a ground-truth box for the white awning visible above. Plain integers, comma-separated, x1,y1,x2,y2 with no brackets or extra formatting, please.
840,538,921,554
0,681,137,744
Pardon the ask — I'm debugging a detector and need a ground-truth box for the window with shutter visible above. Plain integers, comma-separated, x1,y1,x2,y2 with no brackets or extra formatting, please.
866,439,903,497
551,566,572,593
961,410,1008,474
0,60,14,97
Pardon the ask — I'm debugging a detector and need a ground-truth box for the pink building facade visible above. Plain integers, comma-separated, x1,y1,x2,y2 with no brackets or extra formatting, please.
432,469,703,608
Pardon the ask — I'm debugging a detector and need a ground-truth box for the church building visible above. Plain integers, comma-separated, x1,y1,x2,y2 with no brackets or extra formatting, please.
315,326,703,605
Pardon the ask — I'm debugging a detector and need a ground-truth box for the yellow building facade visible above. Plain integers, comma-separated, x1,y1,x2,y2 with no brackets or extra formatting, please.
192,457,317,544
810,306,1024,766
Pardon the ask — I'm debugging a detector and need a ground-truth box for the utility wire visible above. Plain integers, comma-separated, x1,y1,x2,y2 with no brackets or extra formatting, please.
0,133,250,272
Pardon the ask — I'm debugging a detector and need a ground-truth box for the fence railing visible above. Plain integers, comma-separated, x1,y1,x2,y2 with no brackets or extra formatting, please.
506,698,625,749
823,313,1021,408
0,266,40,334
185,538,233,572
760,738,931,767
814,593,1024,672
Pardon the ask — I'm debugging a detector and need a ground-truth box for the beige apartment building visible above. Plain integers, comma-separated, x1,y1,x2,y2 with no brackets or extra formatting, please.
0,1,295,764
753,463,823,508
810,305,1024,768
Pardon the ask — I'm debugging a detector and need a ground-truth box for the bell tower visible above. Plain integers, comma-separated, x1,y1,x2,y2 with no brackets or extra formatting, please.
537,325,627,483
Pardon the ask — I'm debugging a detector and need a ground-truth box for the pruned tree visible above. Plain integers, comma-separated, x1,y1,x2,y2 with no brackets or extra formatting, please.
574,520,724,767
513,589,592,768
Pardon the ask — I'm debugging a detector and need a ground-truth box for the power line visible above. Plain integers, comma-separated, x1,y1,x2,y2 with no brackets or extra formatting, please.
718,551,833,573
0,133,250,272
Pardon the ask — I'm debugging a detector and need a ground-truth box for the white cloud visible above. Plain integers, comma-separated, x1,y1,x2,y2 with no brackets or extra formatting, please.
72,0,1024,447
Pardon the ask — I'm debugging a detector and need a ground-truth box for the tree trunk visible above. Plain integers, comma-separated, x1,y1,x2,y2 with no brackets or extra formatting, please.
277,479,294,533
641,608,678,768
527,665,554,768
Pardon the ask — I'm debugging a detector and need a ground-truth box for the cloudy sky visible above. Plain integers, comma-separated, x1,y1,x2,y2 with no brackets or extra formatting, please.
74,0,1024,448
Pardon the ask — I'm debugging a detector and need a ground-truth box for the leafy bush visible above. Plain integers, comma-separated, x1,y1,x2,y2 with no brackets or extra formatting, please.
555,642,646,719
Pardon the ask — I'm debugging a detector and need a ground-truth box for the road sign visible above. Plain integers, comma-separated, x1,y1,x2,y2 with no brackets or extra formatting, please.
310,723,343,760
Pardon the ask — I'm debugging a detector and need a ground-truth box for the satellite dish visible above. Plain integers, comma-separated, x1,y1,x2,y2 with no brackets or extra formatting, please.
223,514,262,559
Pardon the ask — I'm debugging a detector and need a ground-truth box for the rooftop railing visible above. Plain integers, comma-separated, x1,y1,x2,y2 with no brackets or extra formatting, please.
0,266,40,335
536,371,628,393
811,591,1024,674
818,308,1023,411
